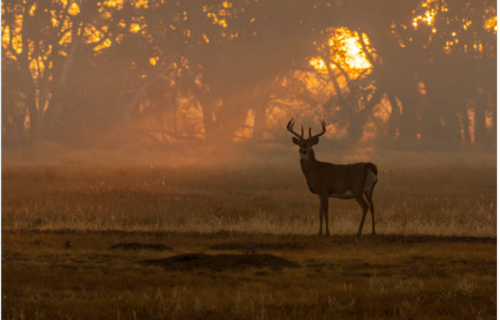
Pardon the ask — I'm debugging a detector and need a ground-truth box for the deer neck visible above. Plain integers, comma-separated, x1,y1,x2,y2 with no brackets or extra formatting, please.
300,148,317,176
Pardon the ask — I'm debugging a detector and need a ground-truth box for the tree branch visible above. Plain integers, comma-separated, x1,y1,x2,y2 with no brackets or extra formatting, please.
8,22,19,58
356,29,376,67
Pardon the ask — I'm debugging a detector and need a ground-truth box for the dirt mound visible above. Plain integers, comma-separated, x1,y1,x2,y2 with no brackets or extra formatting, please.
141,253,300,271
109,242,171,251
210,242,305,252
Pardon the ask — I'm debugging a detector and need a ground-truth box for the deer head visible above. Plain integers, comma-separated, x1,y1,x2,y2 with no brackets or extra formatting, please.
287,118,326,160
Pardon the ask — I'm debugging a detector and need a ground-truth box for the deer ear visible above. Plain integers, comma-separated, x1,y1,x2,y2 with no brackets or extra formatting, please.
292,137,301,145
310,137,320,146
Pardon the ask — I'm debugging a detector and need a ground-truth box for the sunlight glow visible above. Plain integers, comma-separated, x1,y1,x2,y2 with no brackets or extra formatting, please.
234,109,255,141
341,35,372,70
93,38,112,51
149,56,159,66
68,3,80,16
310,27,373,80
59,31,72,46
29,3,36,16
134,0,149,9
104,0,124,9
412,0,437,29
462,20,472,30
29,57,45,82
485,110,493,131
2,25,10,49
485,16,497,33
130,23,141,33
218,19,228,28
2,0,497,145
84,25,103,43
309,57,327,74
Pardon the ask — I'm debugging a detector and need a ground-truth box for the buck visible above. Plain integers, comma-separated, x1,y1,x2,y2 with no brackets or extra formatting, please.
287,118,378,236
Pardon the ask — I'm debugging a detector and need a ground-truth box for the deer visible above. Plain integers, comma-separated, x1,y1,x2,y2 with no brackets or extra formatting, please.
287,118,378,236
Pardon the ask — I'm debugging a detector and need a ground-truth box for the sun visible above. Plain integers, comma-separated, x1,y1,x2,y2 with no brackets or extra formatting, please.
310,27,373,77
343,36,372,70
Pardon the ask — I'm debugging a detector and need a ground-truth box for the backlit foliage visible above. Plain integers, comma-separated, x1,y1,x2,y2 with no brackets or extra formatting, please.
484,15,497,33
310,27,374,77
1,0,496,145
400,0,497,55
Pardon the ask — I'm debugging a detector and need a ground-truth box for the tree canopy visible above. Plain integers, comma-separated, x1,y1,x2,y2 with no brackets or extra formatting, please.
2,0,496,148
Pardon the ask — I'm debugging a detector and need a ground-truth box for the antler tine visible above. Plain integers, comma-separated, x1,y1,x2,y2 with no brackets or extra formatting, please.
310,119,327,139
301,126,304,138
309,127,312,139
287,118,304,139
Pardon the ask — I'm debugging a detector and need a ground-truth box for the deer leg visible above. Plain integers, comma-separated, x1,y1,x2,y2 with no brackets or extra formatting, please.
370,202,376,235
364,192,376,235
323,196,330,236
355,195,369,236
318,195,324,235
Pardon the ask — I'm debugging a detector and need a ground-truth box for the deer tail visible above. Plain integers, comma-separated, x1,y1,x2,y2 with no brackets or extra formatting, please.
363,163,378,196
366,162,378,176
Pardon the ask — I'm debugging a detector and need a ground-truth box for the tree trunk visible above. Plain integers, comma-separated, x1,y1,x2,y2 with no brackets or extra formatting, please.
398,93,419,140
252,95,270,140
348,88,383,140
199,92,218,141
474,94,487,143
20,63,39,143
387,95,401,139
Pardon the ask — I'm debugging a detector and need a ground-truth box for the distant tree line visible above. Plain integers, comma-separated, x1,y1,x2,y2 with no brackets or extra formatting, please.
2,0,496,148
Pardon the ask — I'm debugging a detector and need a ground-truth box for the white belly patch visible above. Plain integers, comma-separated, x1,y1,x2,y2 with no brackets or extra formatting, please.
330,190,354,199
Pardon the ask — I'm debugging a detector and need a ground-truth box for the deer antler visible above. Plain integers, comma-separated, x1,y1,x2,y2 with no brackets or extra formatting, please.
287,118,304,140
309,120,327,139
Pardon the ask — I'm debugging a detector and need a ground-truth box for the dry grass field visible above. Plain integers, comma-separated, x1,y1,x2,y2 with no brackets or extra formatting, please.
2,150,497,319
2,232,496,320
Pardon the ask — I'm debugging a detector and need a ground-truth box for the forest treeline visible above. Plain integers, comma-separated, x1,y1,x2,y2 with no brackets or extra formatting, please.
2,0,497,148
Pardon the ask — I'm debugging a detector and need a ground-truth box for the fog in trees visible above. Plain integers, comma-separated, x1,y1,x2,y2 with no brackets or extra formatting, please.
2,0,496,163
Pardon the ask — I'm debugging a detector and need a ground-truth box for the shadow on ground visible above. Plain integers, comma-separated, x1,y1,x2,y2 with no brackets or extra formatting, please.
109,242,171,251
141,253,300,271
